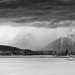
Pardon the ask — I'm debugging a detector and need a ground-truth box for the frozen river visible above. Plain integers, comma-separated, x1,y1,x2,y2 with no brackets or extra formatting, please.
0,58,75,75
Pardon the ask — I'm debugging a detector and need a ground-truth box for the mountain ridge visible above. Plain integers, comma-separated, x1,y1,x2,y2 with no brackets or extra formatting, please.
43,35,75,51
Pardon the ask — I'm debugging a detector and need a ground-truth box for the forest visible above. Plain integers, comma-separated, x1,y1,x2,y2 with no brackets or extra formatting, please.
0,45,75,56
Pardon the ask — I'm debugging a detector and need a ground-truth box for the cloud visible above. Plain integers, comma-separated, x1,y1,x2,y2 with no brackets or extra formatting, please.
49,20,75,28
0,17,75,29
0,0,75,9
0,0,75,5
16,20,75,28
0,19,75,28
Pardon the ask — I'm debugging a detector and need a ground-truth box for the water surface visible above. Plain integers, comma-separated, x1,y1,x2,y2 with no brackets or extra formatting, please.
0,58,74,75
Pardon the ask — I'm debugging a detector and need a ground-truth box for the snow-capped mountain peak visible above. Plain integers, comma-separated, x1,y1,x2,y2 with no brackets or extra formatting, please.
67,28,75,40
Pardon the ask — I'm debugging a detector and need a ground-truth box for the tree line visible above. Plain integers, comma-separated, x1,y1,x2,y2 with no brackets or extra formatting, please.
0,45,75,56
0,49,75,56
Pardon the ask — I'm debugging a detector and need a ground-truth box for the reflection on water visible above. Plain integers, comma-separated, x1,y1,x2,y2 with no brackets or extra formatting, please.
0,58,74,75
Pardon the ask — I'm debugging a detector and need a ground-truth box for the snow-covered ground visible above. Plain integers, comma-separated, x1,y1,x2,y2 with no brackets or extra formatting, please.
0,58,75,75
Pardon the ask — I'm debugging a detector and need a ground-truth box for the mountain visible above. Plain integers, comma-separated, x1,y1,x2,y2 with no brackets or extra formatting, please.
9,33,40,50
44,36,75,51
44,28,75,52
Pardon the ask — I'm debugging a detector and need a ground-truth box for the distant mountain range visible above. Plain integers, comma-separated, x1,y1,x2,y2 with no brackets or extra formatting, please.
0,28,75,56
44,36,73,51
44,28,75,52
9,33,40,50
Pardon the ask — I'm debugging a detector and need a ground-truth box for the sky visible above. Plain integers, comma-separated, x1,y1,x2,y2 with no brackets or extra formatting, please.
0,0,75,50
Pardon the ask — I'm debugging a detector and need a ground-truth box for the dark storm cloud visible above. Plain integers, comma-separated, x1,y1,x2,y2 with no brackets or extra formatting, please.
0,0,75,29
10,20,75,28
48,20,74,28
0,0,75,18
33,20,75,28
0,0,75,9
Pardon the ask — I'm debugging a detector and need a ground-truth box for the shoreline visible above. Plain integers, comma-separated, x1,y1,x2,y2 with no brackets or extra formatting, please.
0,55,70,58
